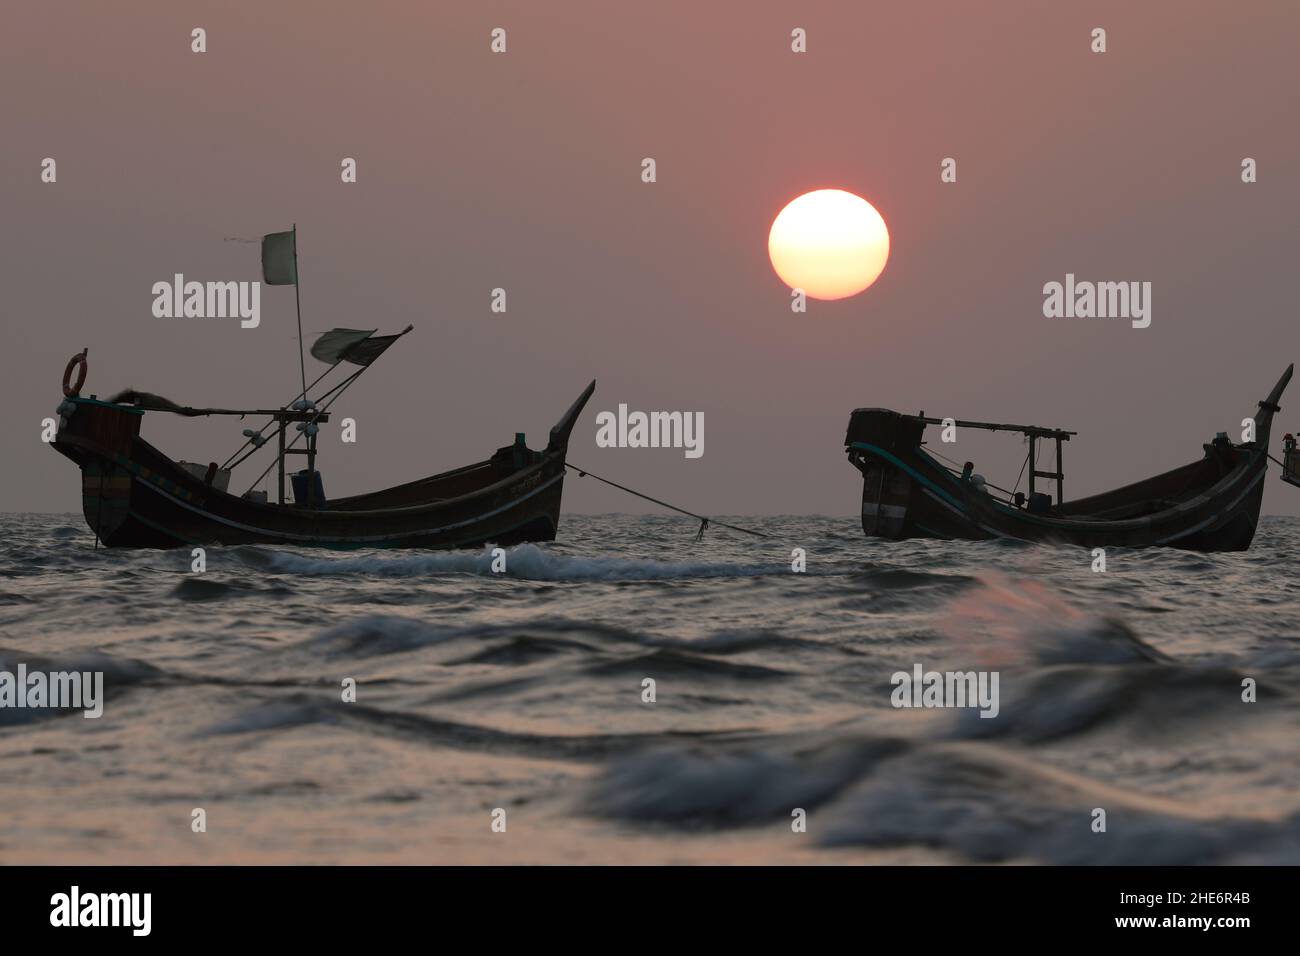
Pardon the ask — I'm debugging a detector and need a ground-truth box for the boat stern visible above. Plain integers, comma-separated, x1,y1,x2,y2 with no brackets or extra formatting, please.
51,395,145,544
845,409,926,540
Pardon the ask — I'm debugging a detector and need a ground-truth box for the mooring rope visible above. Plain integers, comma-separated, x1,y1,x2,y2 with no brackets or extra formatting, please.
93,472,104,550
563,462,769,539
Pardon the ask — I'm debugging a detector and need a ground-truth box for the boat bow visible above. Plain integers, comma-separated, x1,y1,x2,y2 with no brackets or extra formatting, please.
1254,363,1293,447
547,380,597,454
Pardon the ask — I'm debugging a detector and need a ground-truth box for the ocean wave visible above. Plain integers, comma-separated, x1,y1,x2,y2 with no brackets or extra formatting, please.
818,744,1300,864
946,663,1266,744
584,737,909,827
0,647,161,726
172,576,293,602
665,630,820,655
0,647,162,685
292,615,475,657
444,634,600,666
938,572,1171,668
238,542,801,582
850,566,977,590
289,614,677,660
291,613,821,665
582,647,792,681
199,694,742,764
585,736,1300,863
198,699,336,736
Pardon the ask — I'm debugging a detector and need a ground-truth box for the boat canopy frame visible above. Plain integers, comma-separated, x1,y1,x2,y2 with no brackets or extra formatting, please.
908,414,1077,505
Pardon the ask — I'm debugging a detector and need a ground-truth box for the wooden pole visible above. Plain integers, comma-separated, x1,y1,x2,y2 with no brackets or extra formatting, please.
277,422,286,505
1028,436,1037,496
1055,436,1064,504
306,429,316,507
292,224,307,402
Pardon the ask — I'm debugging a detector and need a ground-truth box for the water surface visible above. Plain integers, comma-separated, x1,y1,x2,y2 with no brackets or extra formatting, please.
1,513,1296,864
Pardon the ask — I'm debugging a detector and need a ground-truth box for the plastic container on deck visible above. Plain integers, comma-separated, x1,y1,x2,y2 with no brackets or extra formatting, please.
291,469,326,507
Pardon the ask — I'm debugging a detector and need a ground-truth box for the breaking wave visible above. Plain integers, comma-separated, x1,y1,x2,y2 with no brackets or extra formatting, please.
584,737,1300,864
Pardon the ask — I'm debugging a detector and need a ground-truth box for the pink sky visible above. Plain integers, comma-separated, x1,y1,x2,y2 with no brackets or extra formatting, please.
3,1,1298,514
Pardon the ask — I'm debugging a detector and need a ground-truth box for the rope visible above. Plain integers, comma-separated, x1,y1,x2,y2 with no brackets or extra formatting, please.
93,472,104,549
219,364,335,470
923,445,1019,500
563,462,769,539
241,367,366,497
1011,442,1033,497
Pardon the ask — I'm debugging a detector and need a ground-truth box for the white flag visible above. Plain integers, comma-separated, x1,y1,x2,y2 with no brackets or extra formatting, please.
261,230,297,285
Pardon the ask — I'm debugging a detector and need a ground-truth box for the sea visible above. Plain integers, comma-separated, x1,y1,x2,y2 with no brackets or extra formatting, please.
1,512,1297,865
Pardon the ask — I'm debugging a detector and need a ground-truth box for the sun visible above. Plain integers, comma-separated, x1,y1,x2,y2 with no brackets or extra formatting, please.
768,189,890,300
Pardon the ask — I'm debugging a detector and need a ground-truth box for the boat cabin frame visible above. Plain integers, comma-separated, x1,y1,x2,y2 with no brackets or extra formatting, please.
905,414,1077,504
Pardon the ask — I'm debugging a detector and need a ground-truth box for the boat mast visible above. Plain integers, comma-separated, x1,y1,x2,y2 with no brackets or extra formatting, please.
240,327,414,501
292,224,308,402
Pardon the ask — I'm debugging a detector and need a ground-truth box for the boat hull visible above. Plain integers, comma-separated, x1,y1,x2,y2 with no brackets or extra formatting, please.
849,442,1264,551
843,370,1290,554
54,388,590,550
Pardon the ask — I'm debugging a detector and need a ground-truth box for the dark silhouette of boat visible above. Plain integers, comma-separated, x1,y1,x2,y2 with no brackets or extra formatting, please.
51,342,595,549
845,365,1294,551
51,228,597,550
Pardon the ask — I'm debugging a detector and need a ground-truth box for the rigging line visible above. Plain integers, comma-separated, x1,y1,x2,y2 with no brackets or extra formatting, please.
563,461,770,539
923,444,1019,499
1011,442,1033,497
226,329,411,472
224,434,271,473
218,363,338,470
309,367,365,407
923,444,962,469
240,331,409,496
240,367,367,496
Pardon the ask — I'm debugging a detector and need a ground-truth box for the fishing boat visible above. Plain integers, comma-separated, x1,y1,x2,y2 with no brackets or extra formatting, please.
845,364,1295,551
50,228,595,549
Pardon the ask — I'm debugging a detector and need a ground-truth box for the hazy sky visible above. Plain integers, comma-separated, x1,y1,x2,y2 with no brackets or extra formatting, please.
4,1,1298,516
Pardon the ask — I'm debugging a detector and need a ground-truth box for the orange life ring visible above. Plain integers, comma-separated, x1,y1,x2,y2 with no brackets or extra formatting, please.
62,349,88,397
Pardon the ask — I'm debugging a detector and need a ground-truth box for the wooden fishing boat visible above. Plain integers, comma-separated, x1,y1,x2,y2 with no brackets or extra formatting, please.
845,364,1294,551
51,228,595,549
52,361,594,549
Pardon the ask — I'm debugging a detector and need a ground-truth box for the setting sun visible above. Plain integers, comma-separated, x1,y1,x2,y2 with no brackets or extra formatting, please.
768,189,890,300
